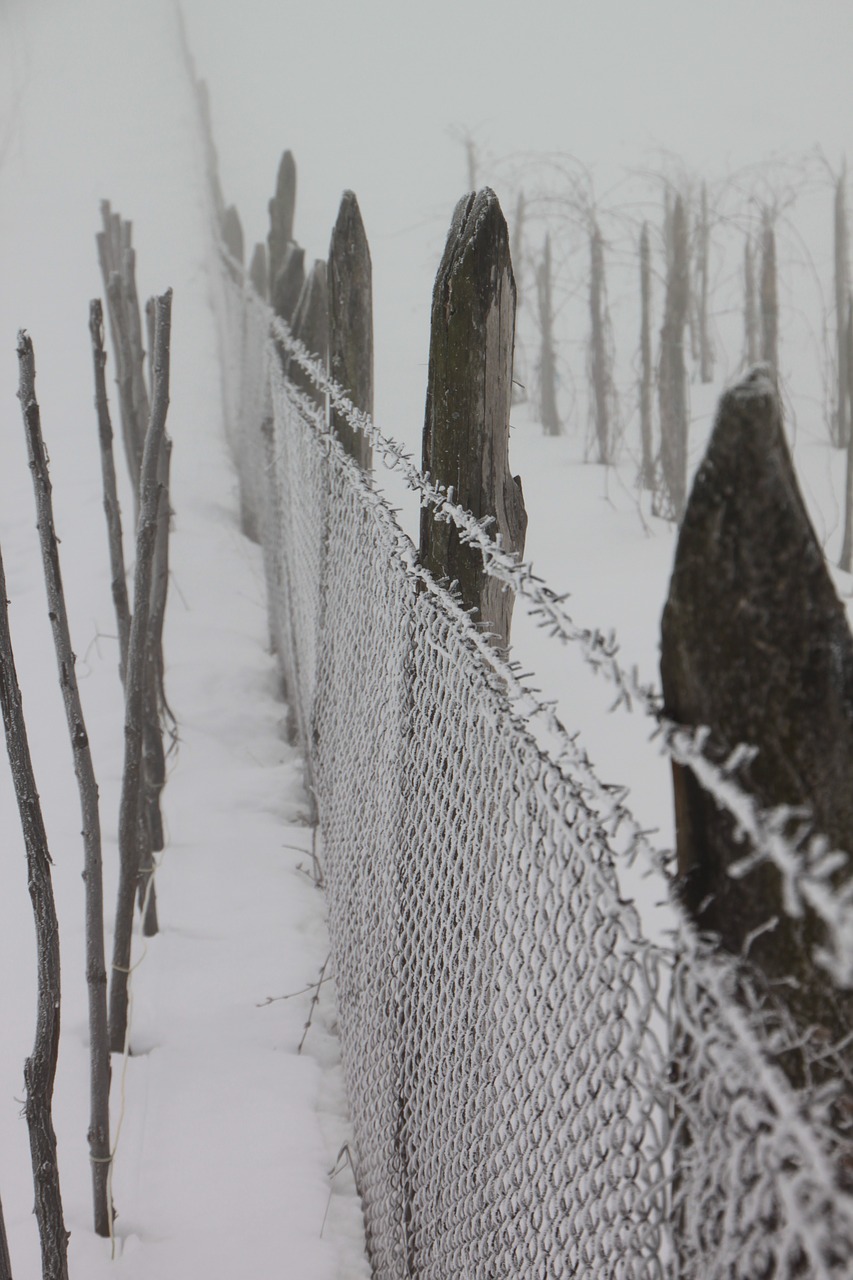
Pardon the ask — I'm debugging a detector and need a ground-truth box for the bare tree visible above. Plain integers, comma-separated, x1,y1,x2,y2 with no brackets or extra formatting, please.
588,220,614,463
697,182,714,382
760,207,779,373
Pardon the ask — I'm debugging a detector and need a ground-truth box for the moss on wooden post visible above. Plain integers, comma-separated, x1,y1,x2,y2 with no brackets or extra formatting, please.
420,189,527,653
328,191,373,469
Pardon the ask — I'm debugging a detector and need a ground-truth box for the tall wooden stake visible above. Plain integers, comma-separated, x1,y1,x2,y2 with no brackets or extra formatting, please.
420,189,527,653
110,290,172,1053
0,544,69,1280
18,331,113,1237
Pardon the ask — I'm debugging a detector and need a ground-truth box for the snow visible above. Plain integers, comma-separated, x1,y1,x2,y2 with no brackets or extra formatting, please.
1,0,852,1275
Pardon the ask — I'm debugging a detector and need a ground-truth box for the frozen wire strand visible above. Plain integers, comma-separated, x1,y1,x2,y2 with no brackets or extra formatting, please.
253,278,853,987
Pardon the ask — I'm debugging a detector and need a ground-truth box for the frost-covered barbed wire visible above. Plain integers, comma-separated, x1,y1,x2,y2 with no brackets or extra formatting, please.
246,268,853,989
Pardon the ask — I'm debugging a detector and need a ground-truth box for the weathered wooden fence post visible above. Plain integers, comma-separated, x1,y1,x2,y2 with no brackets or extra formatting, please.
292,260,329,413
328,191,373,469
420,188,527,653
661,366,853,1105
249,242,268,299
268,149,296,290
835,170,850,448
223,203,244,266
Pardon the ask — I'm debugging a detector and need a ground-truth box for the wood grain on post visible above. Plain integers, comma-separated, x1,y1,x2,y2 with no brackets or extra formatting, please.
661,367,853,1100
420,188,527,654
268,150,296,288
18,331,114,1237
328,191,373,469
0,543,69,1280
292,260,329,414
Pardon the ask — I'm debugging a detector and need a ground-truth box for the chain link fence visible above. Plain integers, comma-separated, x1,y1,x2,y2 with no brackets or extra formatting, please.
213,258,853,1279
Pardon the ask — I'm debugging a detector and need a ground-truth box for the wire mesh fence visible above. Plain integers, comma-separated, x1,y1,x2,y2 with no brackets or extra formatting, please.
214,257,853,1279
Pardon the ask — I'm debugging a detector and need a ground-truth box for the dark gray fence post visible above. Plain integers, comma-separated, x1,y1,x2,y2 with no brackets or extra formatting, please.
268,150,297,290
420,188,527,654
661,367,853,1100
249,242,268,299
328,191,373,469
292,260,329,414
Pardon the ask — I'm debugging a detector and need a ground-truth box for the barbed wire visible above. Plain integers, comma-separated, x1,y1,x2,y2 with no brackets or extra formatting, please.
231,267,853,988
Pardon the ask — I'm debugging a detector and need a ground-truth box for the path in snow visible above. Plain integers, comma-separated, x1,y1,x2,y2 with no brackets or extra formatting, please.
0,3,368,1276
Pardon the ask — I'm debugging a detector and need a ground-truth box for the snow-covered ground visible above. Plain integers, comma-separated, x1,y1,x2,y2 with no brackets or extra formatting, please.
2,0,853,1276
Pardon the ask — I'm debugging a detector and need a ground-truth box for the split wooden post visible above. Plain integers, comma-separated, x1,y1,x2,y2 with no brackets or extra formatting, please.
420,188,527,653
328,191,373,469
661,367,853,1102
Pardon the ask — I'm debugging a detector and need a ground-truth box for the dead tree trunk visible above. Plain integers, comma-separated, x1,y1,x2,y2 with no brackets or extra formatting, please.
760,209,779,374
589,222,612,463
420,189,527,654
835,171,850,447
536,235,560,436
639,222,654,489
661,367,853,1104
110,290,172,1054
17,332,113,1238
328,191,373,469
268,150,297,289
0,544,69,1280
658,195,690,521
697,182,713,383
743,233,759,366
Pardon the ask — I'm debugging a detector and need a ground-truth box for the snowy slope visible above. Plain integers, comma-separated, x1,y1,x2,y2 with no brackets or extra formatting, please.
0,3,369,1276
